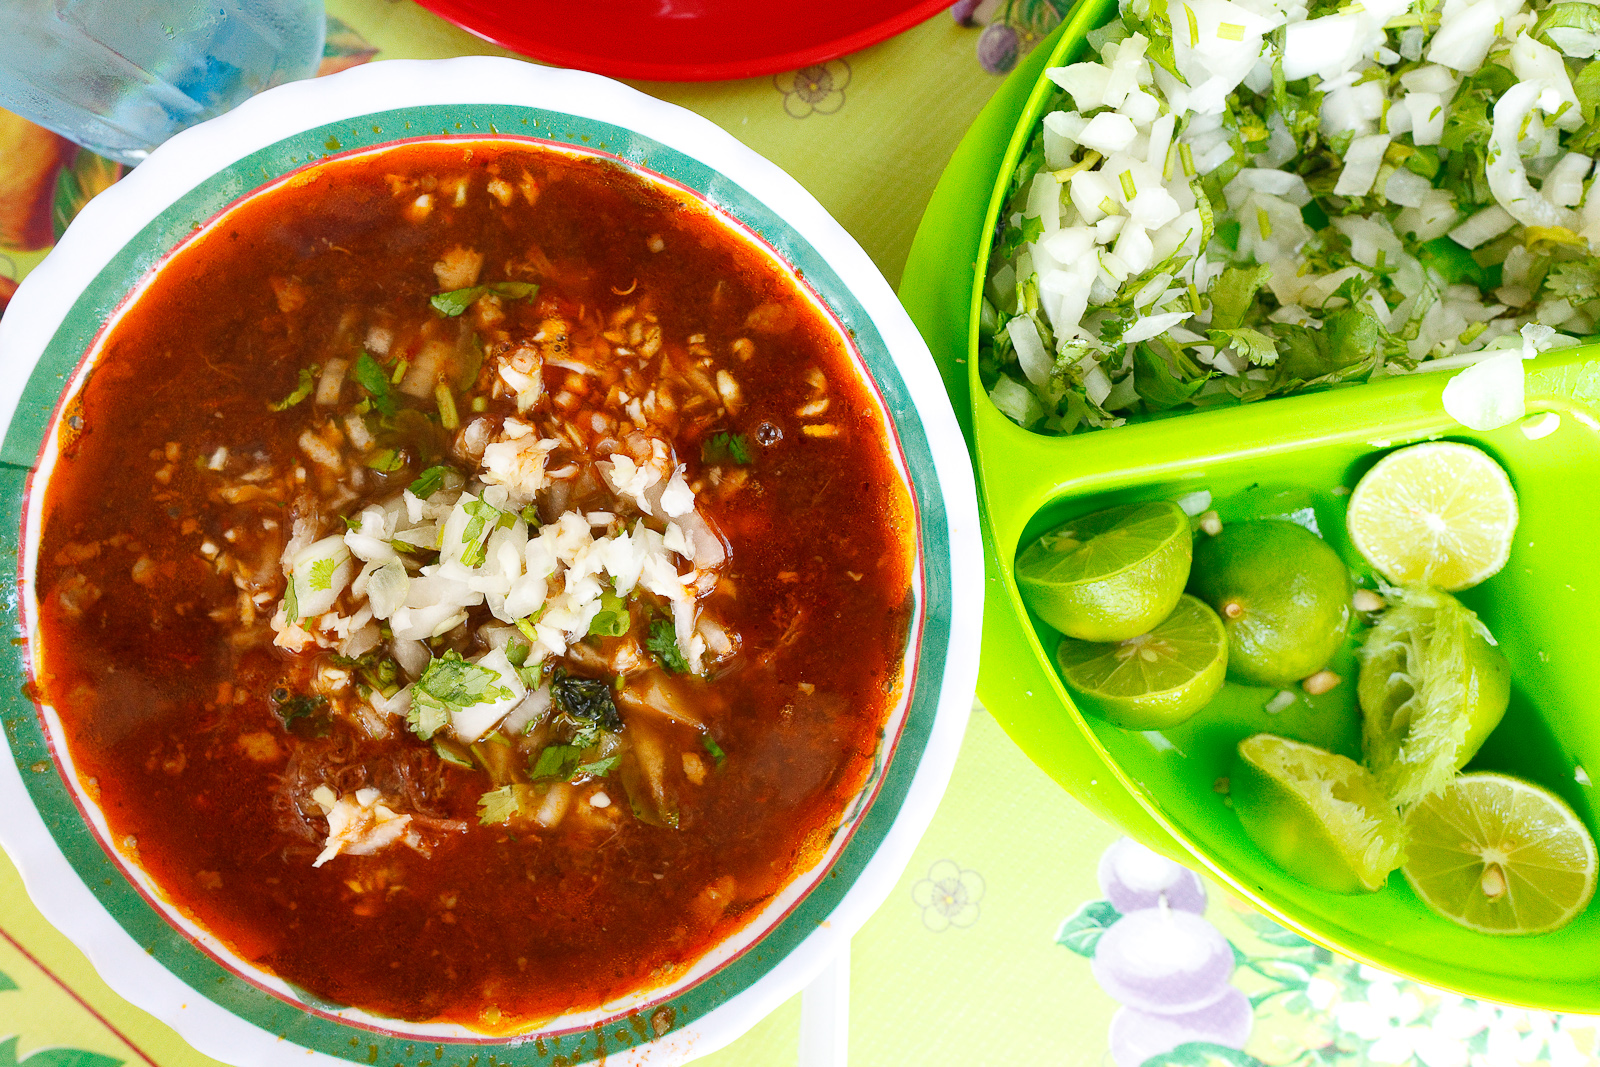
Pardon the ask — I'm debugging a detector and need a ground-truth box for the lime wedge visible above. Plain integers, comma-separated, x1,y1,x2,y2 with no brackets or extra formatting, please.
1359,586,1511,807
1232,734,1405,895
1404,773,1597,935
1347,442,1518,591
1055,594,1227,729
1017,500,1193,642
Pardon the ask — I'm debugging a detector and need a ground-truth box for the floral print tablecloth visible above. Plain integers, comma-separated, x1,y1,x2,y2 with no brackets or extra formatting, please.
2,3,1598,1065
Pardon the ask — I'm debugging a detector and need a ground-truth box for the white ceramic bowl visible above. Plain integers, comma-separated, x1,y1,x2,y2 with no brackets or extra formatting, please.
0,57,982,1066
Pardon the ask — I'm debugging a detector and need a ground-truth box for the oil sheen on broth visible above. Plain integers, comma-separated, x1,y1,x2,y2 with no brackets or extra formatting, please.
34,141,915,1028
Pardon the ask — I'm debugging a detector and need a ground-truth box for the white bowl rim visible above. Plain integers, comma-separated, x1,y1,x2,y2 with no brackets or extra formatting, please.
0,56,983,1066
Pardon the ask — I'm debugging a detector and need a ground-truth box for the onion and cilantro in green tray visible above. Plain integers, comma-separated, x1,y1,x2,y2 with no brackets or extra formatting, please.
982,0,1600,434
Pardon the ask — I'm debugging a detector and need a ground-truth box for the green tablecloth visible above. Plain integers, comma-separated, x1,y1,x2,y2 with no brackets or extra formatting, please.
2,5,1599,1066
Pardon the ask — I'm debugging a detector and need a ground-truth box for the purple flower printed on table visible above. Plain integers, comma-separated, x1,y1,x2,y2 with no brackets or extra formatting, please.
912,859,985,931
773,60,851,118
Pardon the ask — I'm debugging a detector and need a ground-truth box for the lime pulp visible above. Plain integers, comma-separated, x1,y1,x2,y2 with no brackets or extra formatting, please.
1359,585,1511,807
1232,733,1405,895
1055,594,1228,729
1403,773,1597,935
1017,500,1193,643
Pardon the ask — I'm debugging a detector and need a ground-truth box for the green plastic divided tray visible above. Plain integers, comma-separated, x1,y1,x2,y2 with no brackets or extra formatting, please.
899,0,1600,1012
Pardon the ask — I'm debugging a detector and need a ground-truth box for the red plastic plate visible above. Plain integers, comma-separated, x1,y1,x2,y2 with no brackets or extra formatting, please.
413,0,954,82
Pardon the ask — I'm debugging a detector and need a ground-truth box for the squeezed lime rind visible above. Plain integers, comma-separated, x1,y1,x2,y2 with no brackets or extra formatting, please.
1358,585,1511,807
1233,733,1405,895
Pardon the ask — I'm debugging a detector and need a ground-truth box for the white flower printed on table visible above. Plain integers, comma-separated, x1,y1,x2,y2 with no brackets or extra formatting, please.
911,860,985,932
1317,965,1598,1067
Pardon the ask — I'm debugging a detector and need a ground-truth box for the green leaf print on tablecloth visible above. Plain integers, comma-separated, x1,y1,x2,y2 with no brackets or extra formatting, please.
1056,899,1120,957
0,1039,122,1067
1069,837,1600,1067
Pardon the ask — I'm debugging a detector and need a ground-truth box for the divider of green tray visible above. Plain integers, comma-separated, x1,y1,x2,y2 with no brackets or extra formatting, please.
1,104,952,1065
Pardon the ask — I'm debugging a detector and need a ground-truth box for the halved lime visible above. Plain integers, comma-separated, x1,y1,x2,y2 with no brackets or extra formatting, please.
1189,520,1352,688
1232,734,1405,895
1404,773,1597,935
1055,594,1227,729
1359,586,1511,807
1347,442,1518,592
1017,500,1192,643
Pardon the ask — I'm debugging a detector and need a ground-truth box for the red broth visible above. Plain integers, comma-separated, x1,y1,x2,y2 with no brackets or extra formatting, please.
33,140,915,1028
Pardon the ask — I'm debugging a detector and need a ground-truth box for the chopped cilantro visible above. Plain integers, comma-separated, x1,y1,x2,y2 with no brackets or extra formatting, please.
434,739,476,769
646,619,691,675
520,503,541,527
307,556,338,592
407,651,514,740
460,497,514,567
268,366,317,412
574,756,618,779
550,670,623,732
530,743,582,781
514,613,541,643
408,464,451,499
407,701,450,741
1207,326,1279,367
283,572,300,622
350,352,397,416
702,734,726,766
504,639,530,668
701,431,754,466
587,591,631,638
1207,264,1273,332
271,690,330,737
477,785,522,824
430,281,540,318
366,448,405,472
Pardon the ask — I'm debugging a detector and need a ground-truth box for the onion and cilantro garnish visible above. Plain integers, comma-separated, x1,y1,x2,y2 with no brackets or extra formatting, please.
984,0,1600,434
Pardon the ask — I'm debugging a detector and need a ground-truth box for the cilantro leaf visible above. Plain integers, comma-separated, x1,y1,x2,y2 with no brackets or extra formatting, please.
1000,214,1046,259
531,743,583,781
431,282,540,317
588,591,631,638
365,448,405,472
1544,258,1600,302
477,785,522,824
350,352,397,416
1208,264,1274,331
646,618,691,674
431,289,481,317
550,670,623,732
268,366,317,412
407,700,450,741
702,431,753,466
408,651,514,740
1577,60,1600,126
460,497,513,568
408,464,451,499
702,734,726,766
271,690,330,737
1133,343,1209,410
573,755,619,779
307,556,338,592
1208,326,1280,367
